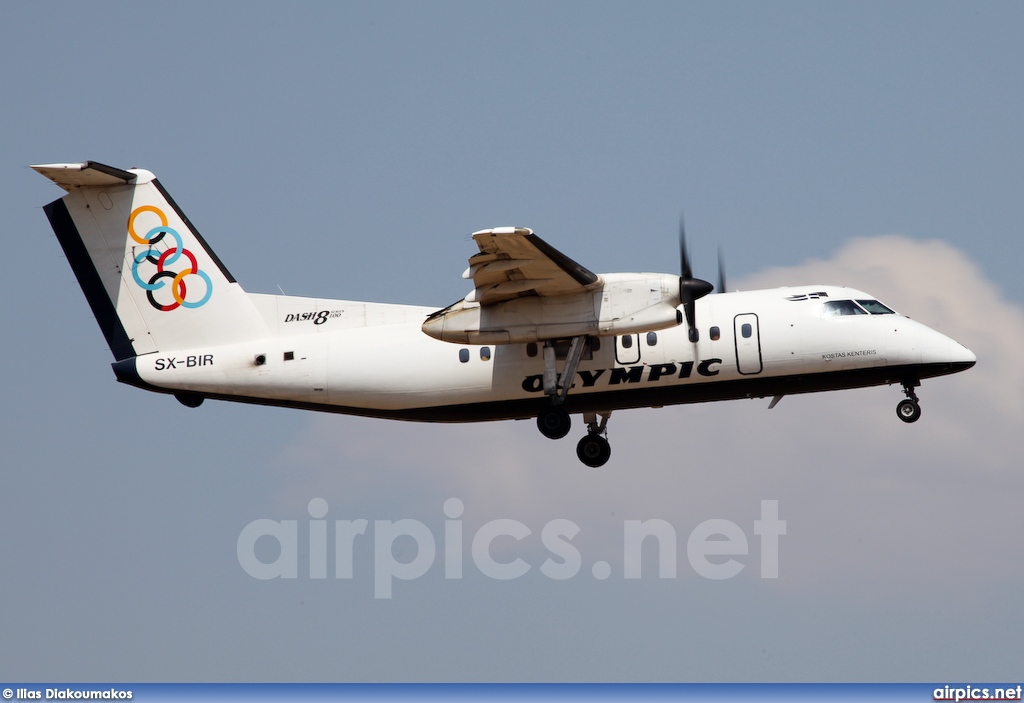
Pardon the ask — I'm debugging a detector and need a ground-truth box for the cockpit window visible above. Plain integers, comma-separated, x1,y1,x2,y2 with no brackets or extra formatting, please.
822,300,868,317
856,299,896,315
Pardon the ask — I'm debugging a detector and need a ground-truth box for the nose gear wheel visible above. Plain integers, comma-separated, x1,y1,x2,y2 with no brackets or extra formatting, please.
896,379,922,423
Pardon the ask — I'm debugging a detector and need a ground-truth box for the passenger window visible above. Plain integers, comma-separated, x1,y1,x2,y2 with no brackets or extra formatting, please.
526,342,538,357
646,332,658,346
621,335,633,349
710,326,720,341
741,323,752,338
590,337,601,352
822,300,868,317
480,347,491,361
459,348,469,363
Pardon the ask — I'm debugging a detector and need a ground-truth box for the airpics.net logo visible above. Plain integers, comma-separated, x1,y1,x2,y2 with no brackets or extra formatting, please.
237,499,786,599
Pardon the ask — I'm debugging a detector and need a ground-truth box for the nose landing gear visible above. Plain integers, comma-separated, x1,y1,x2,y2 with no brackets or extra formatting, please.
896,379,922,423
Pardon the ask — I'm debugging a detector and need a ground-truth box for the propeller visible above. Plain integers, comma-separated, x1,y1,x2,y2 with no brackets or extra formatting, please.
677,215,714,343
717,245,728,294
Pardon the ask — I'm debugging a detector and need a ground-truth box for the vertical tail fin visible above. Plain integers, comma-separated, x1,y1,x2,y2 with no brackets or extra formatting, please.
35,162,269,359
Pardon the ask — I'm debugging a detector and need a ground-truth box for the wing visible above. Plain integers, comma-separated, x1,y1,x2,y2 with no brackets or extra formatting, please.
424,227,683,344
462,227,601,304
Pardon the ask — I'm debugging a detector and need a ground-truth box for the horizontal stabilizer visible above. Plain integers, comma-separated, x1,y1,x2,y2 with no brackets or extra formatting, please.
32,161,137,190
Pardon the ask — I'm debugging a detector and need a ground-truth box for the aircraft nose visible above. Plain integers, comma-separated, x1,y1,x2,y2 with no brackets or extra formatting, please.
915,323,976,374
949,339,977,371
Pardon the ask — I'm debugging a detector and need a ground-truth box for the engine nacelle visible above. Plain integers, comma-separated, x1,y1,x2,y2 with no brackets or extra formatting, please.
422,272,682,344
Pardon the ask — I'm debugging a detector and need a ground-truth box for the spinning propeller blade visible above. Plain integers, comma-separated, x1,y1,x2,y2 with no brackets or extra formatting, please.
677,215,714,343
717,245,728,294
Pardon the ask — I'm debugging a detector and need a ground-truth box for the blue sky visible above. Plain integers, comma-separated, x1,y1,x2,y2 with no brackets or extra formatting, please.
2,1,1022,681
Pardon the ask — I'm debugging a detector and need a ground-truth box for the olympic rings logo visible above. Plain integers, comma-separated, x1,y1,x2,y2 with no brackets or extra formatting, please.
127,205,213,311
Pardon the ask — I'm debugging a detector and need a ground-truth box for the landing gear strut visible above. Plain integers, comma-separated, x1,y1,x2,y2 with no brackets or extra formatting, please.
534,337,614,466
535,337,586,440
896,379,922,423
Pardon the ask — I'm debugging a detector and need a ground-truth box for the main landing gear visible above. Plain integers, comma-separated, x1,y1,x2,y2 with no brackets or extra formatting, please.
537,405,571,439
896,378,922,423
576,412,612,468
534,336,613,467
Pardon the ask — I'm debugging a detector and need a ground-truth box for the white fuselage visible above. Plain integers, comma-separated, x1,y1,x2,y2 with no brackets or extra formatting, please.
122,283,976,422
